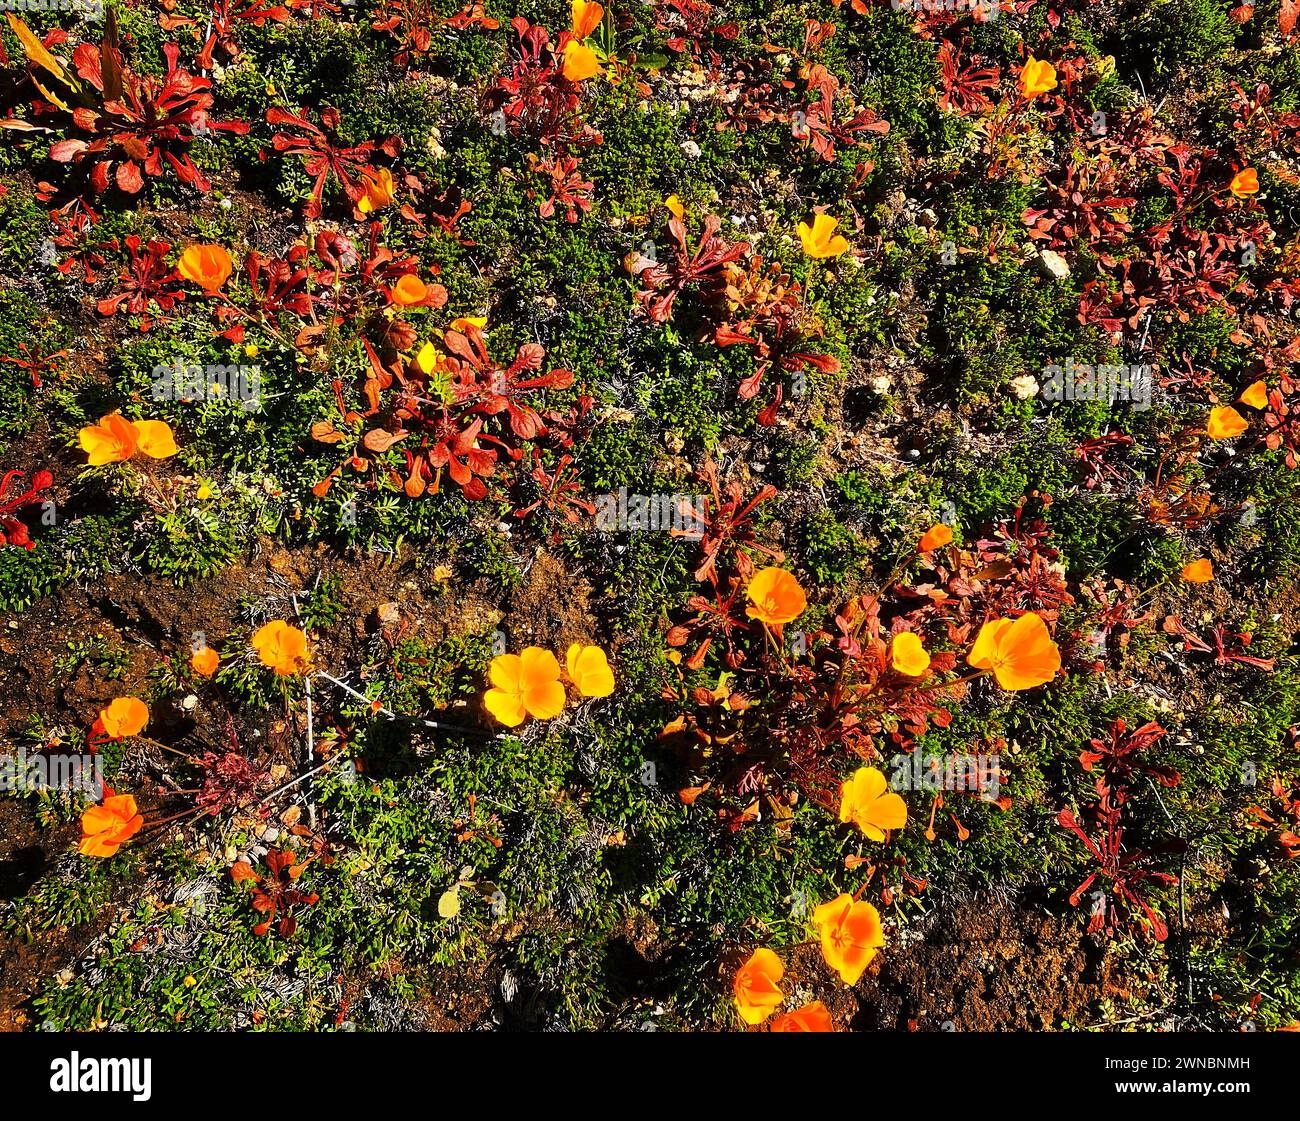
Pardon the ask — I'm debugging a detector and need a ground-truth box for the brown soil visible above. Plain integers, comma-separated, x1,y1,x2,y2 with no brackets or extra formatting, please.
771,895,1118,1032
0,799,88,1032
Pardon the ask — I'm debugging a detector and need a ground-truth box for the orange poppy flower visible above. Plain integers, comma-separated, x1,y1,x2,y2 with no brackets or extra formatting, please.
565,643,615,697
358,166,396,214
967,612,1060,691
391,275,429,306
177,244,233,292
97,696,149,740
839,765,908,841
572,0,604,37
891,631,931,676
797,213,849,258
79,412,139,464
484,647,566,727
1229,168,1259,199
918,523,952,551
78,414,177,464
1207,405,1248,439
1239,380,1268,410
813,894,885,985
251,620,311,676
133,420,180,459
563,40,602,82
79,792,144,858
190,645,220,676
733,947,784,1025
770,1001,834,1032
745,567,807,626
1181,559,1214,583
1018,56,1058,99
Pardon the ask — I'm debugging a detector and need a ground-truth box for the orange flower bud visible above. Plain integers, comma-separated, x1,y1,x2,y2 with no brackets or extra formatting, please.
358,166,396,214
1207,405,1248,439
797,213,849,258
1239,380,1268,410
813,894,885,985
891,631,931,676
770,1000,834,1032
97,696,149,740
918,523,953,551
1229,168,1259,199
190,645,220,676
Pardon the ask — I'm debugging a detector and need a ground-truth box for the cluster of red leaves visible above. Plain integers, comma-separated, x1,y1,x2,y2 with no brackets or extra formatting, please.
96,235,185,330
937,39,1000,115
626,213,747,324
0,468,53,550
893,495,1074,634
528,152,594,224
32,21,249,198
231,848,320,938
708,20,888,174
486,18,603,222
1161,614,1277,672
1246,773,1300,860
665,457,780,668
160,0,293,69
796,62,890,164
371,0,498,68
1080,719,1181,791
1059,798,1181,943
654,0,738,68
268,105,402,219
1019,75,1300,481
512,451,594,524
663,489,1075,825
210,225,446,349
196,750,268,816
314,322,588,505
627,212,839,422
1,340,67,389
1258,368,1300,468
788,498,1075,803
1060,719,1182,943
44,197,110,282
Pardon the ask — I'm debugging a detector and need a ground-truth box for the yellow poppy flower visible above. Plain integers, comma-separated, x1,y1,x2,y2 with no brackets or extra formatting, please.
891,632,931,676
838,766,908,841
797,213,849,258
484,647,566,727
565,643,615,697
